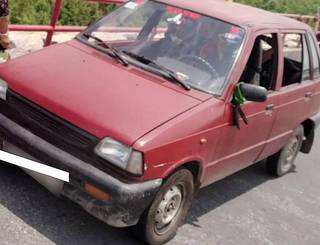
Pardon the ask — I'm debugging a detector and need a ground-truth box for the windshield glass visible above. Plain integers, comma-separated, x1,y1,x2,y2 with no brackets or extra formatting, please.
81,0,245,94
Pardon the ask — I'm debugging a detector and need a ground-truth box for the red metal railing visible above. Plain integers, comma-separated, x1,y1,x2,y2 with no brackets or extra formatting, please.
8,0,320,47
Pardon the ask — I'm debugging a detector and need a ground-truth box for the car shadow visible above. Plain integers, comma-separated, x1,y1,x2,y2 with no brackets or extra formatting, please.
185,161,273,227
0,161,272,245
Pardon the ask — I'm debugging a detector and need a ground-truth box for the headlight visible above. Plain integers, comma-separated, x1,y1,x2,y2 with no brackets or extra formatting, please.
94,137,144,175
0,78,8,100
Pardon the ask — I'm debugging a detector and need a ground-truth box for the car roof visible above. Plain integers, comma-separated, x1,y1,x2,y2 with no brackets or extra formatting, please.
157,0,311,31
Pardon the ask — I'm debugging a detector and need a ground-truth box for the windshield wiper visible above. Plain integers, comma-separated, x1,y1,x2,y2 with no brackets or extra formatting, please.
123,51,191,91
83,33,129,66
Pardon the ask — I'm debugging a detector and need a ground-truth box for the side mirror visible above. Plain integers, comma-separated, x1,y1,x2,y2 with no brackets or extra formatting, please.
239,83,267,102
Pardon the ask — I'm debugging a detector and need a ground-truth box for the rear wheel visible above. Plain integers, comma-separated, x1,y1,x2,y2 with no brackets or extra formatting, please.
266,125,304,177
135,169,194,245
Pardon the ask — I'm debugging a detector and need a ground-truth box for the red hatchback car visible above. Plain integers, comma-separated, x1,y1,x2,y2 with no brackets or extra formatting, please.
0,0,320,244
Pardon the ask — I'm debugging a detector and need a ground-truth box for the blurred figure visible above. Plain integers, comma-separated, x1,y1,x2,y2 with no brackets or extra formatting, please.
138,14,201,59
0,0,9,50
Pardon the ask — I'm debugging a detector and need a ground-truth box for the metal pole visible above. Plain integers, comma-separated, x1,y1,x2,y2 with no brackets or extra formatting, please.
44,0,63,46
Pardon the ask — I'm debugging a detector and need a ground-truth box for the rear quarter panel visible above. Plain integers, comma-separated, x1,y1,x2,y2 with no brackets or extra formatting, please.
314,81,320,112
312,32,320,113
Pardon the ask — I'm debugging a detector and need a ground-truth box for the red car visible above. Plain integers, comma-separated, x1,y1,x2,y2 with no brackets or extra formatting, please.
0,0,320,244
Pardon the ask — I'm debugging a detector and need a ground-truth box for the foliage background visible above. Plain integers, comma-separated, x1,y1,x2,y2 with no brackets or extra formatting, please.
9,0,115,25
8,0,320,25
236,0,320,16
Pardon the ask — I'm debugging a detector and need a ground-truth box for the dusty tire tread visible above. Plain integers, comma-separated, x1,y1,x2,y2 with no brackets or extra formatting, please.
266,125,304,177
134,169,194,245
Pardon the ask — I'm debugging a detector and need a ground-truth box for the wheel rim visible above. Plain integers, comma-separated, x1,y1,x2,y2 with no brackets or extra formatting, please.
154,185,183,235
281,136,299,172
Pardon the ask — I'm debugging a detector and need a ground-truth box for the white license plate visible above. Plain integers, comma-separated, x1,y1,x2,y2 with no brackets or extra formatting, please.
1,141,69,195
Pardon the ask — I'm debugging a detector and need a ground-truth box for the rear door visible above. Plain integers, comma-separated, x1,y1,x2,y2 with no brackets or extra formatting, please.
262,31,315,156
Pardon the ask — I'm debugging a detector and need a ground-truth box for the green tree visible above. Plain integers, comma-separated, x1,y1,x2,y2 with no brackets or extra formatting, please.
58,0,114,25
9,0,115,25
235,0,320,15
10,0,52,25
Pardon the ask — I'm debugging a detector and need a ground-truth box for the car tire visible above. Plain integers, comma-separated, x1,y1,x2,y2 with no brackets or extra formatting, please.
134,169,194,245
266,125,304,177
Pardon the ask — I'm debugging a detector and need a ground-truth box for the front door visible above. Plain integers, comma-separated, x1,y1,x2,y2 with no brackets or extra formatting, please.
203,32,280,186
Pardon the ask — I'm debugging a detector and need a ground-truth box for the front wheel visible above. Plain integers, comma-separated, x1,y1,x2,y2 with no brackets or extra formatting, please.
266,125,304,177
135,169,194,245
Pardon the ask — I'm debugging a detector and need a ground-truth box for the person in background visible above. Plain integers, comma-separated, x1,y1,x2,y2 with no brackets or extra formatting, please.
0,0,9,49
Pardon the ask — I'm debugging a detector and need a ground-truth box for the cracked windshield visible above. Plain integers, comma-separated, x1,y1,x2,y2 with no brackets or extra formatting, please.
83,0,245,94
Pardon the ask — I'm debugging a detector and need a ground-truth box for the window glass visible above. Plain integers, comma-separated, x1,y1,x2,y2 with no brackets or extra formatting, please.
283,34,302,62
239,34,278,91
282,34,303,86
82,0,246,95
302,35,311,81
307,33,320,79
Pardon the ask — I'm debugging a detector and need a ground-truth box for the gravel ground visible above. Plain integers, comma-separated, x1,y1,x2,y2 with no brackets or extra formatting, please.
0,130,319,245
0,33,320,245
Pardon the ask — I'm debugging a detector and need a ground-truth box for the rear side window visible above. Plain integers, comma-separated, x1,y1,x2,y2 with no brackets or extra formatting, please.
307,33,320,79
282,34,302,86
281,33,310,87
302,35,311,81
283,34,302,61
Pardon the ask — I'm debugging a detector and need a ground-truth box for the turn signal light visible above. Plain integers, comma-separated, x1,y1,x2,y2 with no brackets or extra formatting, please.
84,182,111,202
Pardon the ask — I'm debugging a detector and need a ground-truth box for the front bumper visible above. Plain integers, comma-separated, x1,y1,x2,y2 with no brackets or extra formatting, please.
0,113,162,227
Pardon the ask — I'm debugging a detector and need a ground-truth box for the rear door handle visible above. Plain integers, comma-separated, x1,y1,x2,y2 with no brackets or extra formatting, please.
304,92,313,98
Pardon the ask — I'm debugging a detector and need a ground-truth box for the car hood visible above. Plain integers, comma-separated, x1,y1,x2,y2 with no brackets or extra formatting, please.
0,41,207,145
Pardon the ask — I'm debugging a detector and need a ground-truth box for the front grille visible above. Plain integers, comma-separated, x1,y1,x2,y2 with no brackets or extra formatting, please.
0,90,101,166
0,90,99,152
4,91,98,149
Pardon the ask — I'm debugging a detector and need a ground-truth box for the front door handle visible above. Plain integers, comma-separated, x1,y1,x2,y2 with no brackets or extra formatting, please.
266,104,274,111
265,104,274,116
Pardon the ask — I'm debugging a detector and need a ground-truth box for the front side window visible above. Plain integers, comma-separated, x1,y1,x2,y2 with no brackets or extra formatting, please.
239,33,278,91
80,0,245,94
